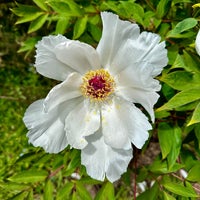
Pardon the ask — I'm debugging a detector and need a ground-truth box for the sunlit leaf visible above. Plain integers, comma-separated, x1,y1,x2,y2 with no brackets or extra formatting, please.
163,191,176,200
73,15,88,39
55,17,70,34
76,182,92,200
95,182,115,200
33,0,48,11
56,182,74,200
44,180,54,200
162,181,198,197
28,14,48,33
157,87,200,111
8,170,48,183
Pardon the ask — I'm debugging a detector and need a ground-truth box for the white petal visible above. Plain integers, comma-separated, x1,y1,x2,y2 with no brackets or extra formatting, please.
102,98,151,149
81,132,133,182
101,100,131,150
115,61,161,91
23,99,74,153
55,40,101,74
195,30,200,56
65,100,100,149
44,72,82,112
97,12,140,70
116,87,159,122
35,35,74,81
115,61,161,122
111,32,167,76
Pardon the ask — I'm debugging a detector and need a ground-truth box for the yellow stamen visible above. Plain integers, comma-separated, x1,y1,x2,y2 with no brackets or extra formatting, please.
80,69,115,102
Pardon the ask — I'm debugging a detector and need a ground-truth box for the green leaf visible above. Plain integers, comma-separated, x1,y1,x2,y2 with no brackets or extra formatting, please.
158,123,181,168
95,182,115,200
33,0,48,11
47,1,82,17
158,123,173,159
88,23,101,42
162,181,198,197
157,87,200,111
167,30,195,38
76,182,92,200
156,0,171,18
182,50,200,73
18,37,39,53
27,189,34,200
10,191,28,200
0,182,29,191
163,191,176,200
8,170,48,183
188,102,200,126
168,18,198,36
56,182,74,200
11,4,43,24
11,3,40,17
187,163,200,182
137,182,159,200
171,54,186,69
160,71,198,91
195,124,200,149
55,17,70,34
28,14,48,33
44,180,54,200
149,158,183,174
73,15,88,39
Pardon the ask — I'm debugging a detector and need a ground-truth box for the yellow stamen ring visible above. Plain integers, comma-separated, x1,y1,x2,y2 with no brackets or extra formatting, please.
80,69,115,102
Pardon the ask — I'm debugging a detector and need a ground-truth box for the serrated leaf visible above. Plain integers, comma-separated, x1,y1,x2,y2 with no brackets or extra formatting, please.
187,163,200,182
8,170,48,183
73,16,88,39
76,182,92,200
163,191,176,200
44,180,54,200
157,87,200,111
56,182,74,200
28,13,48,33
33,0,48,11
94,182,115,200
162,181,198,197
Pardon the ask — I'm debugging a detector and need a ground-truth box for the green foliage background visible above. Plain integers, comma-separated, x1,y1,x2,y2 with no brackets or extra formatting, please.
1,0,200,199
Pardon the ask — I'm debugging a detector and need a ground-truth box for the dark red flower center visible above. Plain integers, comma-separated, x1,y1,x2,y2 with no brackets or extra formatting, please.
88,76,106,91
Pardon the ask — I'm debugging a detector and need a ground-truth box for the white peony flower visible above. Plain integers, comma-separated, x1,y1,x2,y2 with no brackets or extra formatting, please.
195,29,200,56
23,12,168,182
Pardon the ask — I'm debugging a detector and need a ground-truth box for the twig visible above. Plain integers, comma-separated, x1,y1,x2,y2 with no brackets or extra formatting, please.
48,164,64,178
